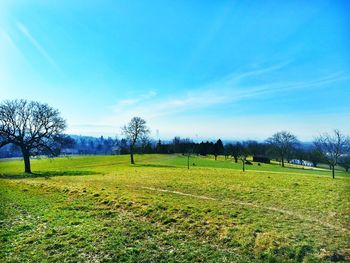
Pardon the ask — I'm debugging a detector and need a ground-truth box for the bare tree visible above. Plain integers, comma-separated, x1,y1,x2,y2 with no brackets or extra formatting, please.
266,131,299,167
231,142,244,163
213,139,224,160
306,147,325,167
339,156,350,172
224,143,233,160
239,143,250,172
314,130,350,178
0,100,66,173
121,117,150,164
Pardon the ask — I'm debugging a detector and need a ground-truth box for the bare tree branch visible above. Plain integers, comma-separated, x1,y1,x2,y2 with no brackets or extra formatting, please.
314,129,350,178
0,99,66,173
121,117,150,164
266,131,299,167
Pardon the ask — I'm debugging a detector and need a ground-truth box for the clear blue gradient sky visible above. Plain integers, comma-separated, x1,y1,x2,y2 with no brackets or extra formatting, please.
0,0,349,140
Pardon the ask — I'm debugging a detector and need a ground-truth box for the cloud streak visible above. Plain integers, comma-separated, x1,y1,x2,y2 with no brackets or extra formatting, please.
112,91,157,113
16,21,60,71
0,29,14,46
106,63,349,126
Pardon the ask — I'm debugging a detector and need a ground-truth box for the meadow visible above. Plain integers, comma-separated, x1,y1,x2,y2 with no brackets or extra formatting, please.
0,154,349,262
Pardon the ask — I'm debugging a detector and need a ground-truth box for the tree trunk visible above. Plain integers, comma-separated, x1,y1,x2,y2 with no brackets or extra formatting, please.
242,159,245,172
187,154,190,170
234,156,238,163
130,152,135,164
346,167,349,172
281,156,285,167
23,151,31,173
129,145,135,164
332,165,335,179
215,155,217,160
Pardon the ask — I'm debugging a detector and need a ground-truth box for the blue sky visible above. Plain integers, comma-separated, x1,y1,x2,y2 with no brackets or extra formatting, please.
0,0,349,141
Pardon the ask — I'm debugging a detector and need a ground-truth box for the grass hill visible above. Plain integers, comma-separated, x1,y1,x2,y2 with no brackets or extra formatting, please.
1,154,349,262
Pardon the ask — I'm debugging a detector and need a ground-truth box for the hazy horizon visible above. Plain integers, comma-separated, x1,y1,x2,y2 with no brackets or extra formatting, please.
1,1,349,140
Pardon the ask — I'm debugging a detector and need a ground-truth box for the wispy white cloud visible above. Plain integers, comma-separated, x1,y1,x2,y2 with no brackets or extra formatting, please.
106,63,348,127
16,21,60,72
0,29,14,46
0,27,32,97
112,90,157,113
219,60,292,85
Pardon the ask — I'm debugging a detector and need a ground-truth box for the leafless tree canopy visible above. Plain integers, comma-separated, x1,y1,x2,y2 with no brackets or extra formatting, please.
238,143,250,172
314,129,350,178
0,134,7,148
266,131,299,167
121,117,150,164
0,100,66,173
339,156,350,172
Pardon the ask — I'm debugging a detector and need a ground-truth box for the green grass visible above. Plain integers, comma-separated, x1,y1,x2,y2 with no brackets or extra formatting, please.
1,154,349,262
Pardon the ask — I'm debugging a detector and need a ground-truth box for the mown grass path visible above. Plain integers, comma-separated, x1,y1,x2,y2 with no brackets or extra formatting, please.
139,185,348,233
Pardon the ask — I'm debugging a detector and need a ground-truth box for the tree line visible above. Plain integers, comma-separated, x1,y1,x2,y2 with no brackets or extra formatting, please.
1,100,349,177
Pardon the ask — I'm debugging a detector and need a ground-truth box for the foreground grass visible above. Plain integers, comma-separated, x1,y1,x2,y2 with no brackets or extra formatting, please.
0,154,349,262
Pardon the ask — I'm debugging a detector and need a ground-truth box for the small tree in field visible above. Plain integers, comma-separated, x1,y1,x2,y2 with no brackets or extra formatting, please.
121,117,150,164
314,130,350,178
307,147,324,167
0,100,66,173
266,131,299,167
224,143,233,160
293,147,307,166
231,142,244,163
339,156,350,172
213,139,224,160
239,143,249,172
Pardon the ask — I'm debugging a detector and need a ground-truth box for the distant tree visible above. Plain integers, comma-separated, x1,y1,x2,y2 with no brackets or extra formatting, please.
293,147,307,166
197,142,206,155
339,156,350,172
89,140,95,153
156,139,162,153
121,117,150,164
213,139,224,160
104,137,116,154
231,142,244,163
181,138,194,155
57,135,75,152
239,142,250,172
224,143,233,160
314,130,350,178
207,142,214,156
119,138,130,154
266,131,299,167
246,141,261,156
140,135,152,154
196,141,214,156
0,100,66,173
185,143,195,170
306,147,324,167
173,136,181,153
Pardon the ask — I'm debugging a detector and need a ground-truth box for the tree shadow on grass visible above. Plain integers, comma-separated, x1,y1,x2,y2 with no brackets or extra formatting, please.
0,170,100,179
133,163,177,168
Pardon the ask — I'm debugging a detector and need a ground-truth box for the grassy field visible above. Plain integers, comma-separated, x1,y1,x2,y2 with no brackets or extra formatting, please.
0,154,349,262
